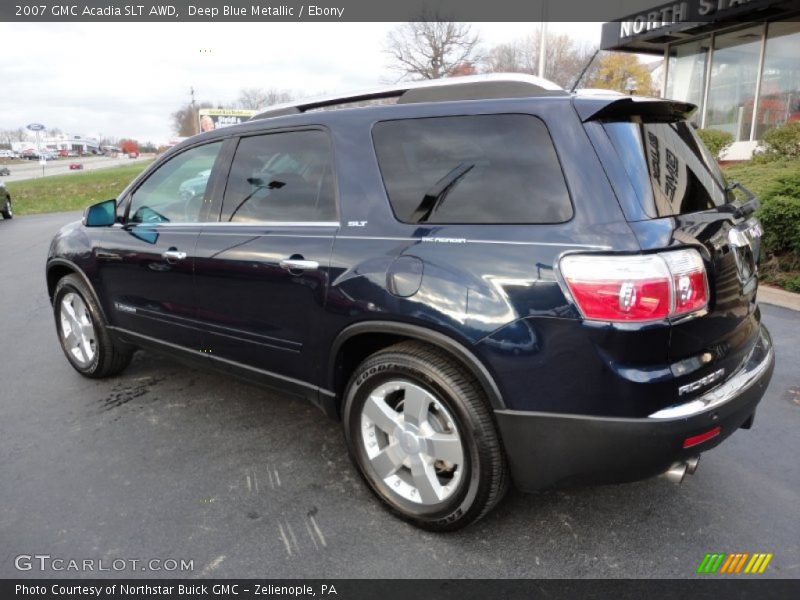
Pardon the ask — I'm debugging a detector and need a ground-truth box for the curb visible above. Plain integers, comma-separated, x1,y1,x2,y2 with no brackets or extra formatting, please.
758,285,800,312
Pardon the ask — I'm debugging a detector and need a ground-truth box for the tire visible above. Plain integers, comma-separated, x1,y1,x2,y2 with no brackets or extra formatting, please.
342,341,508,531
53,274,133,378
1,197,11,219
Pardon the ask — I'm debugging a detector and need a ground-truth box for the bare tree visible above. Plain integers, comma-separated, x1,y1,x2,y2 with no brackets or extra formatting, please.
385,14,481,80
171,101,213,137
237,88,293,109
484,32,597,89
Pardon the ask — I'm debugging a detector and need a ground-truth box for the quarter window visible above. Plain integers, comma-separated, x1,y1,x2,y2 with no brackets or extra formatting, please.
128,141,223,224
221,130,337,223
371,114,572,224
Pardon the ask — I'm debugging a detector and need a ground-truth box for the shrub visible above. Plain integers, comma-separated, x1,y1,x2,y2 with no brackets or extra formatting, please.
784,275,800,293
761,122,800,159
763,175,800,202
697,128,733,158
757,195,800,254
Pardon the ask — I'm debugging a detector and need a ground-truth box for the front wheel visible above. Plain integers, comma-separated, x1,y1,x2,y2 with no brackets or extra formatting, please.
342,341,508,531
53,274,133,378
1,197,11,219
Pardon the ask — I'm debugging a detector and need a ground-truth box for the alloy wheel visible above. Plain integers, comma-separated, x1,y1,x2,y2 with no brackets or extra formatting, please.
59,292,97,367
360,380,465,505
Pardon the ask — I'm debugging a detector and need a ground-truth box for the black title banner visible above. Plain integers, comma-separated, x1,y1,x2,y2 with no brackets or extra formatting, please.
4,579,800,600
5,0,799,23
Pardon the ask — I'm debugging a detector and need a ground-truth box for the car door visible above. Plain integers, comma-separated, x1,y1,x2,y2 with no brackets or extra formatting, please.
192,128,339,389
95,140,226,349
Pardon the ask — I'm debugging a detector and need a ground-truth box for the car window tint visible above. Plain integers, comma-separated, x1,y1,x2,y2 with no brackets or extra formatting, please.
128,142,223,224
372,114,572,224
221,130,337,223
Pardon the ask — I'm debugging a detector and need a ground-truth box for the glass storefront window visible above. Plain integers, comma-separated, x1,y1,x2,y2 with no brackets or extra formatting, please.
704,26,764,142
755,22,800,140
665,39,710,125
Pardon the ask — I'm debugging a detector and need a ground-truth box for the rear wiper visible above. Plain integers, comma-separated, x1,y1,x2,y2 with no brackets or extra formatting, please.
410,162,474,224
726,180,759,218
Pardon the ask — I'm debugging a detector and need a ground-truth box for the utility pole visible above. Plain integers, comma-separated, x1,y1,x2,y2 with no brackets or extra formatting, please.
538,2,547,79
190,86,198,135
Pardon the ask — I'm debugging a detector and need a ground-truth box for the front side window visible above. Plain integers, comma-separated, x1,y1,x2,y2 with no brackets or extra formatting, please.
128,141,223,224
603,119,731,218
372,114,573,224
220,130,336,223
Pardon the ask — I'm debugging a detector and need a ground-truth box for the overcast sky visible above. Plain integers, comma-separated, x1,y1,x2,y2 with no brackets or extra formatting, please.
1,22,607,144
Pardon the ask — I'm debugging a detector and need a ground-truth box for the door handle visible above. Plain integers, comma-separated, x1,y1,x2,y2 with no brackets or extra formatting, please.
162,250,187,261
279,258,319,271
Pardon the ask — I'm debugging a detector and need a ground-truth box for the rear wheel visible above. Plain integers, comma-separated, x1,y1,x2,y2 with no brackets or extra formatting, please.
342,341,508,531
1,197,11,219
53,274,133,378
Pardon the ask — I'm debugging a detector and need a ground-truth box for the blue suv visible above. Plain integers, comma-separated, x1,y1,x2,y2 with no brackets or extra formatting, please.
47,75,775,530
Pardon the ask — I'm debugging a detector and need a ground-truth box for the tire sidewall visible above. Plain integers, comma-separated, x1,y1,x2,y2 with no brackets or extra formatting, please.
53,277,103,375
343,353,486,529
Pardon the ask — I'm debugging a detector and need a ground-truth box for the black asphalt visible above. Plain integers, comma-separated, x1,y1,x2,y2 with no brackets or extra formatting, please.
1,212,798,579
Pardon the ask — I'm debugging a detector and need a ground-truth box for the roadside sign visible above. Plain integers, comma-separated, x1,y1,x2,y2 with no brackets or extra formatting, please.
39,156,47,165
27,123,46,131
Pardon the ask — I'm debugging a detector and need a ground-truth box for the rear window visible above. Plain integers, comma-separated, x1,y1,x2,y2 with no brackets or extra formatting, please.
371,114,572,224
602,119,731,218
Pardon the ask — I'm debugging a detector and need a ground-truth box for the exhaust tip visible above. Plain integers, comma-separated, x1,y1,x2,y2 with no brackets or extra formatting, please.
685,455,700,475
663,462,688,484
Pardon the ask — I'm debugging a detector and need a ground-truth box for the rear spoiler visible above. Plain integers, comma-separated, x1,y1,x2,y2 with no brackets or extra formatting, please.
573,95,697,123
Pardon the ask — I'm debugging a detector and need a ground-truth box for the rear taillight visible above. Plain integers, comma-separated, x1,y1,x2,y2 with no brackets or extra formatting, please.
559,249,709,323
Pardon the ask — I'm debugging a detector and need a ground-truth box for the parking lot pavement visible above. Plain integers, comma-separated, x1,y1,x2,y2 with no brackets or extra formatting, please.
1,212,798,580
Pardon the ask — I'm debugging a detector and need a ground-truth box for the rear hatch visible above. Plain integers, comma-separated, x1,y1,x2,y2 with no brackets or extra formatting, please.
580,96,764,409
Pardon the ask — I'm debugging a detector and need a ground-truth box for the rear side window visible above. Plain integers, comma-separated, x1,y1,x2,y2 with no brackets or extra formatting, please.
221,129,336,223
602,120,731,218
372,115,572,224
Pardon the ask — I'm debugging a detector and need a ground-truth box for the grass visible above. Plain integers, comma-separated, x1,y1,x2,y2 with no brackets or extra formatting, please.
6,162,152,216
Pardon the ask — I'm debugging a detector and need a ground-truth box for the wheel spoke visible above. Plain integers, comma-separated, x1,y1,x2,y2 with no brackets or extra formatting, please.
62,299,79,328
363,394,402,435
65,326,80,349
79,334,93,363
402,386,431,428
369,442,404,479
409,455,442,504
425,432,463,465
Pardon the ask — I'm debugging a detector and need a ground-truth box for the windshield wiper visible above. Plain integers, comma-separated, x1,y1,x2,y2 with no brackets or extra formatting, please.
725,180,759,218
410,162,474,224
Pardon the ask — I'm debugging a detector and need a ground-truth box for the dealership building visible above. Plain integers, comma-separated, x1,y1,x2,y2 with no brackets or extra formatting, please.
11,133,100,154
602,0,800,158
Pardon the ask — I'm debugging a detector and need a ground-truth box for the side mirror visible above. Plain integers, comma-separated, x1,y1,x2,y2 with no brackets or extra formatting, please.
83,199,117,227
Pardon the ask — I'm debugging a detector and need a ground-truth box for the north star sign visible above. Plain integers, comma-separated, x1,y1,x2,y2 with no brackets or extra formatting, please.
620,0,764,39
602,0,784,49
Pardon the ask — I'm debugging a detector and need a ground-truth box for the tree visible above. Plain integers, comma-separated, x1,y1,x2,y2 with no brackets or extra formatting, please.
385,15,481,80
237,88,292,109
587,52,656,95
483,32,597,89
120,139,139,155
171,101,213,137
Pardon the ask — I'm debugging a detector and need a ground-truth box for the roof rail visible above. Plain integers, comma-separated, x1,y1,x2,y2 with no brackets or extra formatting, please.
252,74,565,120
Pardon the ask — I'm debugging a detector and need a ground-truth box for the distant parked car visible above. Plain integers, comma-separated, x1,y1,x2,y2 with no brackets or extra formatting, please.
0,183,11,219
0,167,10,176
69,163,83,170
